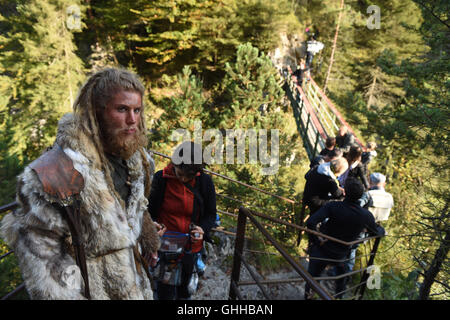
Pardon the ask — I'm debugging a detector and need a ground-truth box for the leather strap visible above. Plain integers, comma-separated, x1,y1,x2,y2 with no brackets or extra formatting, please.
29,144,84,201
62,202,91,299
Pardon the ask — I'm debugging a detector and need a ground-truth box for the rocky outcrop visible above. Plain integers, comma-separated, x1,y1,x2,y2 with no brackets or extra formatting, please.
268,32,306,72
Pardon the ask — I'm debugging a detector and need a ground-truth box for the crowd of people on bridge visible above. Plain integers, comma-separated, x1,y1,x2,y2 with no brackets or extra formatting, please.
302,125,394,299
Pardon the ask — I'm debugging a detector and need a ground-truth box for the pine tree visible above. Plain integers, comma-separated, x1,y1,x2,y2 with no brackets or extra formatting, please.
380,0,449,299
0,0,85,162
149,65,209,154
214,43,305,231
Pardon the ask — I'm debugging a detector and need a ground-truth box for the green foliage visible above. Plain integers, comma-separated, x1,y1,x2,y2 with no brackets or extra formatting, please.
88,0,299,83
365,269,420,300
0,0,86,162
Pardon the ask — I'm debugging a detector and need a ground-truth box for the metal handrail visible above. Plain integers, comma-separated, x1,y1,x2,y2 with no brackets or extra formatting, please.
216,192,289,218
237,267,368,286
309,77,365,149
0,251,14,261
246,205,384,247
305,82,336,136
231,207,334,300
247,246,378,264
0,201,18,214
0,283,26,301
333,280,368,298
230,206,383,300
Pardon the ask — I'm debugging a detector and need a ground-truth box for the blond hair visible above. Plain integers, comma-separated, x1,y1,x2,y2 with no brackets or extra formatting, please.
72,68,150,206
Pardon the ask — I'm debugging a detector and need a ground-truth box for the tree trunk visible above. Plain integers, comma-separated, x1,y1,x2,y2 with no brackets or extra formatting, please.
366,72,377,109
323,0,344,94
418,228,450,299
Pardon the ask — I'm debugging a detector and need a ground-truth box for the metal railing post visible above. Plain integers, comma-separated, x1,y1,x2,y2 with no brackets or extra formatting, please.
296,201,307,246
312,130,320,157
304,113,312,159
228,207,248,300
241,207,334,300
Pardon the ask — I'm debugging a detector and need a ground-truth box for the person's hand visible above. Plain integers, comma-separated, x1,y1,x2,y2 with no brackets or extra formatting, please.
190,225,204,244
143,251,159,267
318,236,328,246
154,222,166,237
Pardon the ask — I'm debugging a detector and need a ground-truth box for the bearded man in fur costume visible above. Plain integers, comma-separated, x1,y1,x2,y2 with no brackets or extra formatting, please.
0,68,161,300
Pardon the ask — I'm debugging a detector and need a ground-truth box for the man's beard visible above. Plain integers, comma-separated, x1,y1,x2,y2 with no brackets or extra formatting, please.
101,124,148,160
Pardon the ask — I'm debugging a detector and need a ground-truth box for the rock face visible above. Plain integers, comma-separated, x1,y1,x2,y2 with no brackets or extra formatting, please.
268,32,306,72
192,231,308,300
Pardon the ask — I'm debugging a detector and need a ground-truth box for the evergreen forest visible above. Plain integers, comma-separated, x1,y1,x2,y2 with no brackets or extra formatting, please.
0,0,448,300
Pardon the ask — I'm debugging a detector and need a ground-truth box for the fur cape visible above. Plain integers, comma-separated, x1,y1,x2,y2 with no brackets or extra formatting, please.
0,113,160,300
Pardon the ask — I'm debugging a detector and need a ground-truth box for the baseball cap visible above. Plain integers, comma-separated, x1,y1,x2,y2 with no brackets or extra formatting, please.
370,172,386,184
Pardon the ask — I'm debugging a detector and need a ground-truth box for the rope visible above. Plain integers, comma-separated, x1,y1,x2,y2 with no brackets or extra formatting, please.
149,150,297,204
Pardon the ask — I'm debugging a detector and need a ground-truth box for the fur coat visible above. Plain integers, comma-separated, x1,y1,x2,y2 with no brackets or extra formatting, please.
0,113,160,300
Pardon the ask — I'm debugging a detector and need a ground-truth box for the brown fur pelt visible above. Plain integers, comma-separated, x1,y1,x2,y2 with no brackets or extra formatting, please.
139,211,161,255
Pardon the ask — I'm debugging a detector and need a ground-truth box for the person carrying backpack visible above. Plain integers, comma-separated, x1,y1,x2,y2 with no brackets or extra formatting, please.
148,141,217,300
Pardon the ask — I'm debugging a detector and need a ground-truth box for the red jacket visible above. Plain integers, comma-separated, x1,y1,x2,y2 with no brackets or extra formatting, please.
157,163,202,252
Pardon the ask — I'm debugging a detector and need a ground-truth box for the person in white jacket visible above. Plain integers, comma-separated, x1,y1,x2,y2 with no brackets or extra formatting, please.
306,37,324,68
368,173,394,222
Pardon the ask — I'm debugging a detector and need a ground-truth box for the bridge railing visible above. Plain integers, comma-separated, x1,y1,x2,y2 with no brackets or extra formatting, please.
285,72,366,159
229,207,334,300
228,206,384,300
284,75,327,161
306,77,365,149
304,79,340,137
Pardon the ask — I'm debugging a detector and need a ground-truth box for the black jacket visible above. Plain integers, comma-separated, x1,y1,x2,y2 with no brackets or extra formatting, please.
347,163,369,190
306,199,385,259
148,170,217,241
303,166,344,213
335,133,355,154
319,148,335,158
